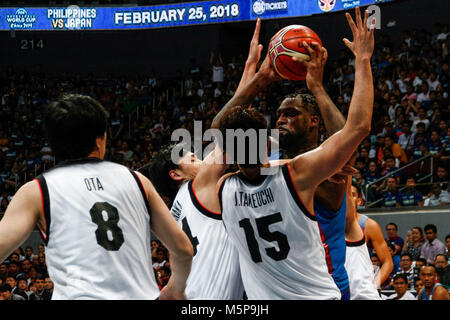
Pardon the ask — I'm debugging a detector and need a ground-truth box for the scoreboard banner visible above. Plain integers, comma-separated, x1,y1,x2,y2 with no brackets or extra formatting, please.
0,0,392,31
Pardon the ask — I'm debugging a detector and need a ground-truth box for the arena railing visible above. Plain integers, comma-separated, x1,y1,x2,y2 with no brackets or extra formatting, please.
364,153,435,208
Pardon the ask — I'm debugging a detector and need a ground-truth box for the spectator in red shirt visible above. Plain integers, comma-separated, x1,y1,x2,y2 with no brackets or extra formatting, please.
385,222,404,256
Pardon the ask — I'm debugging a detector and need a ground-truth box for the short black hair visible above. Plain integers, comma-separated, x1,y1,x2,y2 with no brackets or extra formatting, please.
45,94,108,162
148,143,190,201
386,222,398,230
218,106,268,168
35,275,46,282
400,253,412,260
445,234,450,241
434,254,447,261
416,258,427,265
282,93,320,116
424,224,437,233
0,283,12,293
393,273,408,283
351,182,362,197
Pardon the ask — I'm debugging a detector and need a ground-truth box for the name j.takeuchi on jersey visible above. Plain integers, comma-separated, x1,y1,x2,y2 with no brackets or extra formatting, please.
220,163,341,300
170,180,244,300
35,158,160,300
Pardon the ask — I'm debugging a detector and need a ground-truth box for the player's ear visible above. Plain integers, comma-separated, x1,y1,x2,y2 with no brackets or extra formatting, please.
357,196,363,206
169,169,183,182
310,115,320,127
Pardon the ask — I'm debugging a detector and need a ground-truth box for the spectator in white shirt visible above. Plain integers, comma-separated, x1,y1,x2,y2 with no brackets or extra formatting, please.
424,183,450,206
411,107,431,133
416,82,430,103
389,273,417,300
398,120,416,151
427,72,441,91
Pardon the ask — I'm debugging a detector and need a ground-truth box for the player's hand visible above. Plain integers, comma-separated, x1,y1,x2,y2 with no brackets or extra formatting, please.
158,281,187,300
327,164,358,184
246,18,264,66
258,51,282,83
343,7,375,60
293,42,328,92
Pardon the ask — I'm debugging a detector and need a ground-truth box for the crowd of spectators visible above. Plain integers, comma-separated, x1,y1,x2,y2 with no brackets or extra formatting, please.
0,16,449,300
0,244,53,300
376,223,450,299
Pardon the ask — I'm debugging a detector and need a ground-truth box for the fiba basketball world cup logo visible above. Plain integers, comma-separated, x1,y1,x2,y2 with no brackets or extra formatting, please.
6,8,37,30
318,0,336,12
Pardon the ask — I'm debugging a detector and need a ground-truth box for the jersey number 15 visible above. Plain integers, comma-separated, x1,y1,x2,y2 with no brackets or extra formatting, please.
239,212,290,263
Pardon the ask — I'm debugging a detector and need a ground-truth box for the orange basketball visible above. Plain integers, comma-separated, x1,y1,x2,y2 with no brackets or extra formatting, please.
269,25,322,80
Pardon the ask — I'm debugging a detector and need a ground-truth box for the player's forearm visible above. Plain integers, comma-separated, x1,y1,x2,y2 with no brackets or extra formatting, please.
211,72,271,129
344,57,373,136
377,261,393,287
311,86,346,135
235,61,258,97
166,246,193,291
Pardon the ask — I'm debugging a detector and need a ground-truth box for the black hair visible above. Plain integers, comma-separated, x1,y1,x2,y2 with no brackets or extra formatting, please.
351,182,362,197
35,275,46,281
44,94,108,162
386,222,398,230
400,253,412,260
424,224,437,233
0,283,11,293
147,143,190,201
416,258,427,266
435,254,447,261
445,234,450,241
393,273,408,283
413,277,422,284
282,93,320,116
218,106,268,168
411,226,423,236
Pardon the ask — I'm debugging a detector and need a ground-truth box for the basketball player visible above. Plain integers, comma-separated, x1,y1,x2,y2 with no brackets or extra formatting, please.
210,10,364,299
0,94,193,300
357,209,393,289
417,265,450,300
143,20,267,299
195,7,375,299
345,179,381,299
148,143,244,300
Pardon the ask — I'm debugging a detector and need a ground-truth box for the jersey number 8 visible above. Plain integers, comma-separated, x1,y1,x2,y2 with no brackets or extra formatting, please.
89,202,125,251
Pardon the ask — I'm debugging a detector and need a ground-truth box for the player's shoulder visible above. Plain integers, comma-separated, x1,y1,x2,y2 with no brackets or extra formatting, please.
218,170,239,186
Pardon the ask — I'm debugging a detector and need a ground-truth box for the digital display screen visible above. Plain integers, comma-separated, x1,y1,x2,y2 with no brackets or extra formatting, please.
0,0,392,31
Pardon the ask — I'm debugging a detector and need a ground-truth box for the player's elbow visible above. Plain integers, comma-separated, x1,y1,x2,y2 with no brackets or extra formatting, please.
353,123,371,138
179,236,194,261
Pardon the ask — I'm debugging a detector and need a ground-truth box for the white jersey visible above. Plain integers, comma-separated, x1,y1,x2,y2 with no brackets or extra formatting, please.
345,234,381,300
35,158,159,300
220,164,341,300
170,181,243,299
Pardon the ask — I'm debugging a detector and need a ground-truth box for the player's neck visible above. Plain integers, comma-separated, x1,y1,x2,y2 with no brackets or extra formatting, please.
88,149,103,159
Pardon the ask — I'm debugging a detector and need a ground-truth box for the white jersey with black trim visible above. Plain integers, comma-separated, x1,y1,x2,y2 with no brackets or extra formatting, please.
170,180,244,300
220,164,341,300
345,232,381,300
35,158,159,300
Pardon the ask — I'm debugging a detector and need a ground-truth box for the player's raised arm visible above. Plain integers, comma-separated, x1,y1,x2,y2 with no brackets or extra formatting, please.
136,172,193,299
289,7,375,192
211,46,281,129
235,18,264,96
296,42,346,136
